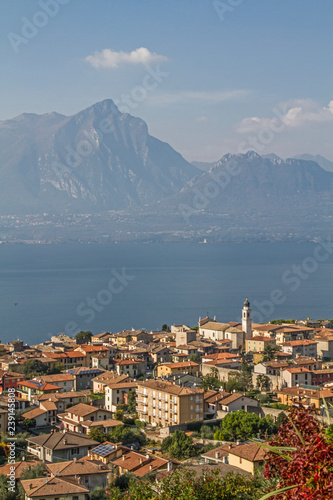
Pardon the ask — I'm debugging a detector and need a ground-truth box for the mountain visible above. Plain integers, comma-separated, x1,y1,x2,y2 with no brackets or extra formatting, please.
191,160,216,171
293,154,333,173
165,151,333,226
0,100,200,214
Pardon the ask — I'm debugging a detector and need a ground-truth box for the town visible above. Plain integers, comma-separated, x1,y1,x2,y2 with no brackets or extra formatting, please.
1,299,333,499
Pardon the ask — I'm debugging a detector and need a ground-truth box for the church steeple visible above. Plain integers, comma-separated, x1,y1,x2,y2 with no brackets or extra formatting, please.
242,298,252,338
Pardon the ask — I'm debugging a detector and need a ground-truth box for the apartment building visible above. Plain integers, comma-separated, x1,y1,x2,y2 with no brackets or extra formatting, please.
136,380,204,426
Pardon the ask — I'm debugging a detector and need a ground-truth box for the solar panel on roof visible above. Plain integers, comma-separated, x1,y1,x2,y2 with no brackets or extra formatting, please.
91,444,115,457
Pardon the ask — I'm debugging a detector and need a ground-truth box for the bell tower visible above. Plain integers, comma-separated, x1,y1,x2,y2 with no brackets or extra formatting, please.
242,298,252,338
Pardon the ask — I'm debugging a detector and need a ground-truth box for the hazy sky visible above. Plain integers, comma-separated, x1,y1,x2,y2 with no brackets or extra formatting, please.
1,0,332,161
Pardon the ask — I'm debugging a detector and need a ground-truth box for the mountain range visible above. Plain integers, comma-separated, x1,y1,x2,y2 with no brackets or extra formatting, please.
0,99,332,242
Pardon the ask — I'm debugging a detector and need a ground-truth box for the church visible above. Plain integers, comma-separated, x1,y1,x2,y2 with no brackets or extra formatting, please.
199,299,252,350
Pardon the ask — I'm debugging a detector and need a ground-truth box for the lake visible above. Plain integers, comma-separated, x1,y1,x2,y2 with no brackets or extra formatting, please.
0,242,332,344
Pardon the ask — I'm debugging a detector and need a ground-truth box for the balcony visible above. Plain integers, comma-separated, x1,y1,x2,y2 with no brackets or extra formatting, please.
27,446,40,458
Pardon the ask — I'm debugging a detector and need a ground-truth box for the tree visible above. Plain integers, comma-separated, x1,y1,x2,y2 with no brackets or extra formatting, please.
256,374,271,392
20,462,47,480
212,411,277,442
226,362,253,393
88,427,108,443
161,324,170,332
200,367,221,390
127,391,137,413
21,418,36,429
189,353,200,363
161,430,196,460
114,409,124,421
21,359,49,379
75,330,92,343
262,344,279,362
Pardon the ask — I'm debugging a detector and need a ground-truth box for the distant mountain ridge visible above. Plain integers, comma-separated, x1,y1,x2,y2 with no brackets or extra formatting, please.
0,101,333,242
0,99,199,214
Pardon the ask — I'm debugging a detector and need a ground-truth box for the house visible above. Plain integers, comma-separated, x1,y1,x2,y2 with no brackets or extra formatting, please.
17,380,62,402
217,393,259,414
21,401,57,427
21,477,89,500
111,449,171,477
115,330,151,346
277,386,333,412
32,373,75,392
314,334,333,360
150,346,172,364
157,361,199,378
0,460,41,479
201,442,266,475
42,349,87,367
36,389,91,413
88,441,125,464
105,381,138,412
281,340,318,359
92,371,130,394
46,458,112,489
26,431,99,461
311,369,333,386
281,367,312,388
112,358,146,377
174,326,197,346
64,367,105,390
136,380,204,426
74,344,110,368
0,370,25,393
91,331,112,344
245,336,277,354
204,390,230,417
58,403,116,433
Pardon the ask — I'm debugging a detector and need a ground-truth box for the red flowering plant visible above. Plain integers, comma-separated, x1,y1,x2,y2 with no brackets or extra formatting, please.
260,405,333,500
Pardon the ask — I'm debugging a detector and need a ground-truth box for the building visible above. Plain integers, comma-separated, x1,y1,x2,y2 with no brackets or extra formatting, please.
315,335,333,360
242,299,252,339
173,325,197,346
245,336,276,354
91,331,112,344
33,373,75,392
36,390,91,413
92,372,130,394
58,403,116,433
136,380,204,426
64,366,105,390
113,358,146,377
17,380,62,402
26,431,99,461
281,340,318,359
46,459,111,489
281,367,312,388
0,370,25,393
21,477,89,500
74,344,110,367
277,386,333,412
105,381,138,412
157,361,199,378
311,369,333,387
202,442,265,475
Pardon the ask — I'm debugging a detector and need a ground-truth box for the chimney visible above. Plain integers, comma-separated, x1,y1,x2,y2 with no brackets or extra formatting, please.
215,451,220,459
150,464,153,470
140,458,143,464
167,462,172,471
146,454,149,459
122,455,125,461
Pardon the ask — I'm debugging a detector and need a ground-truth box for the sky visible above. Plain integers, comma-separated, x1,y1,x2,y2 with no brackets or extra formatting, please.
1,0,332,162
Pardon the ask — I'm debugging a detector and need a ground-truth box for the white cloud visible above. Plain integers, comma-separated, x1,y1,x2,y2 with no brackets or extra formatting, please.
236,99,333,134
149,89,250,106
85,47,168,69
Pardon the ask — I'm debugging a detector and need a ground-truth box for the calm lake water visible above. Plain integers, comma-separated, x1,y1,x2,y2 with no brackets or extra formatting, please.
0,242,332,344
